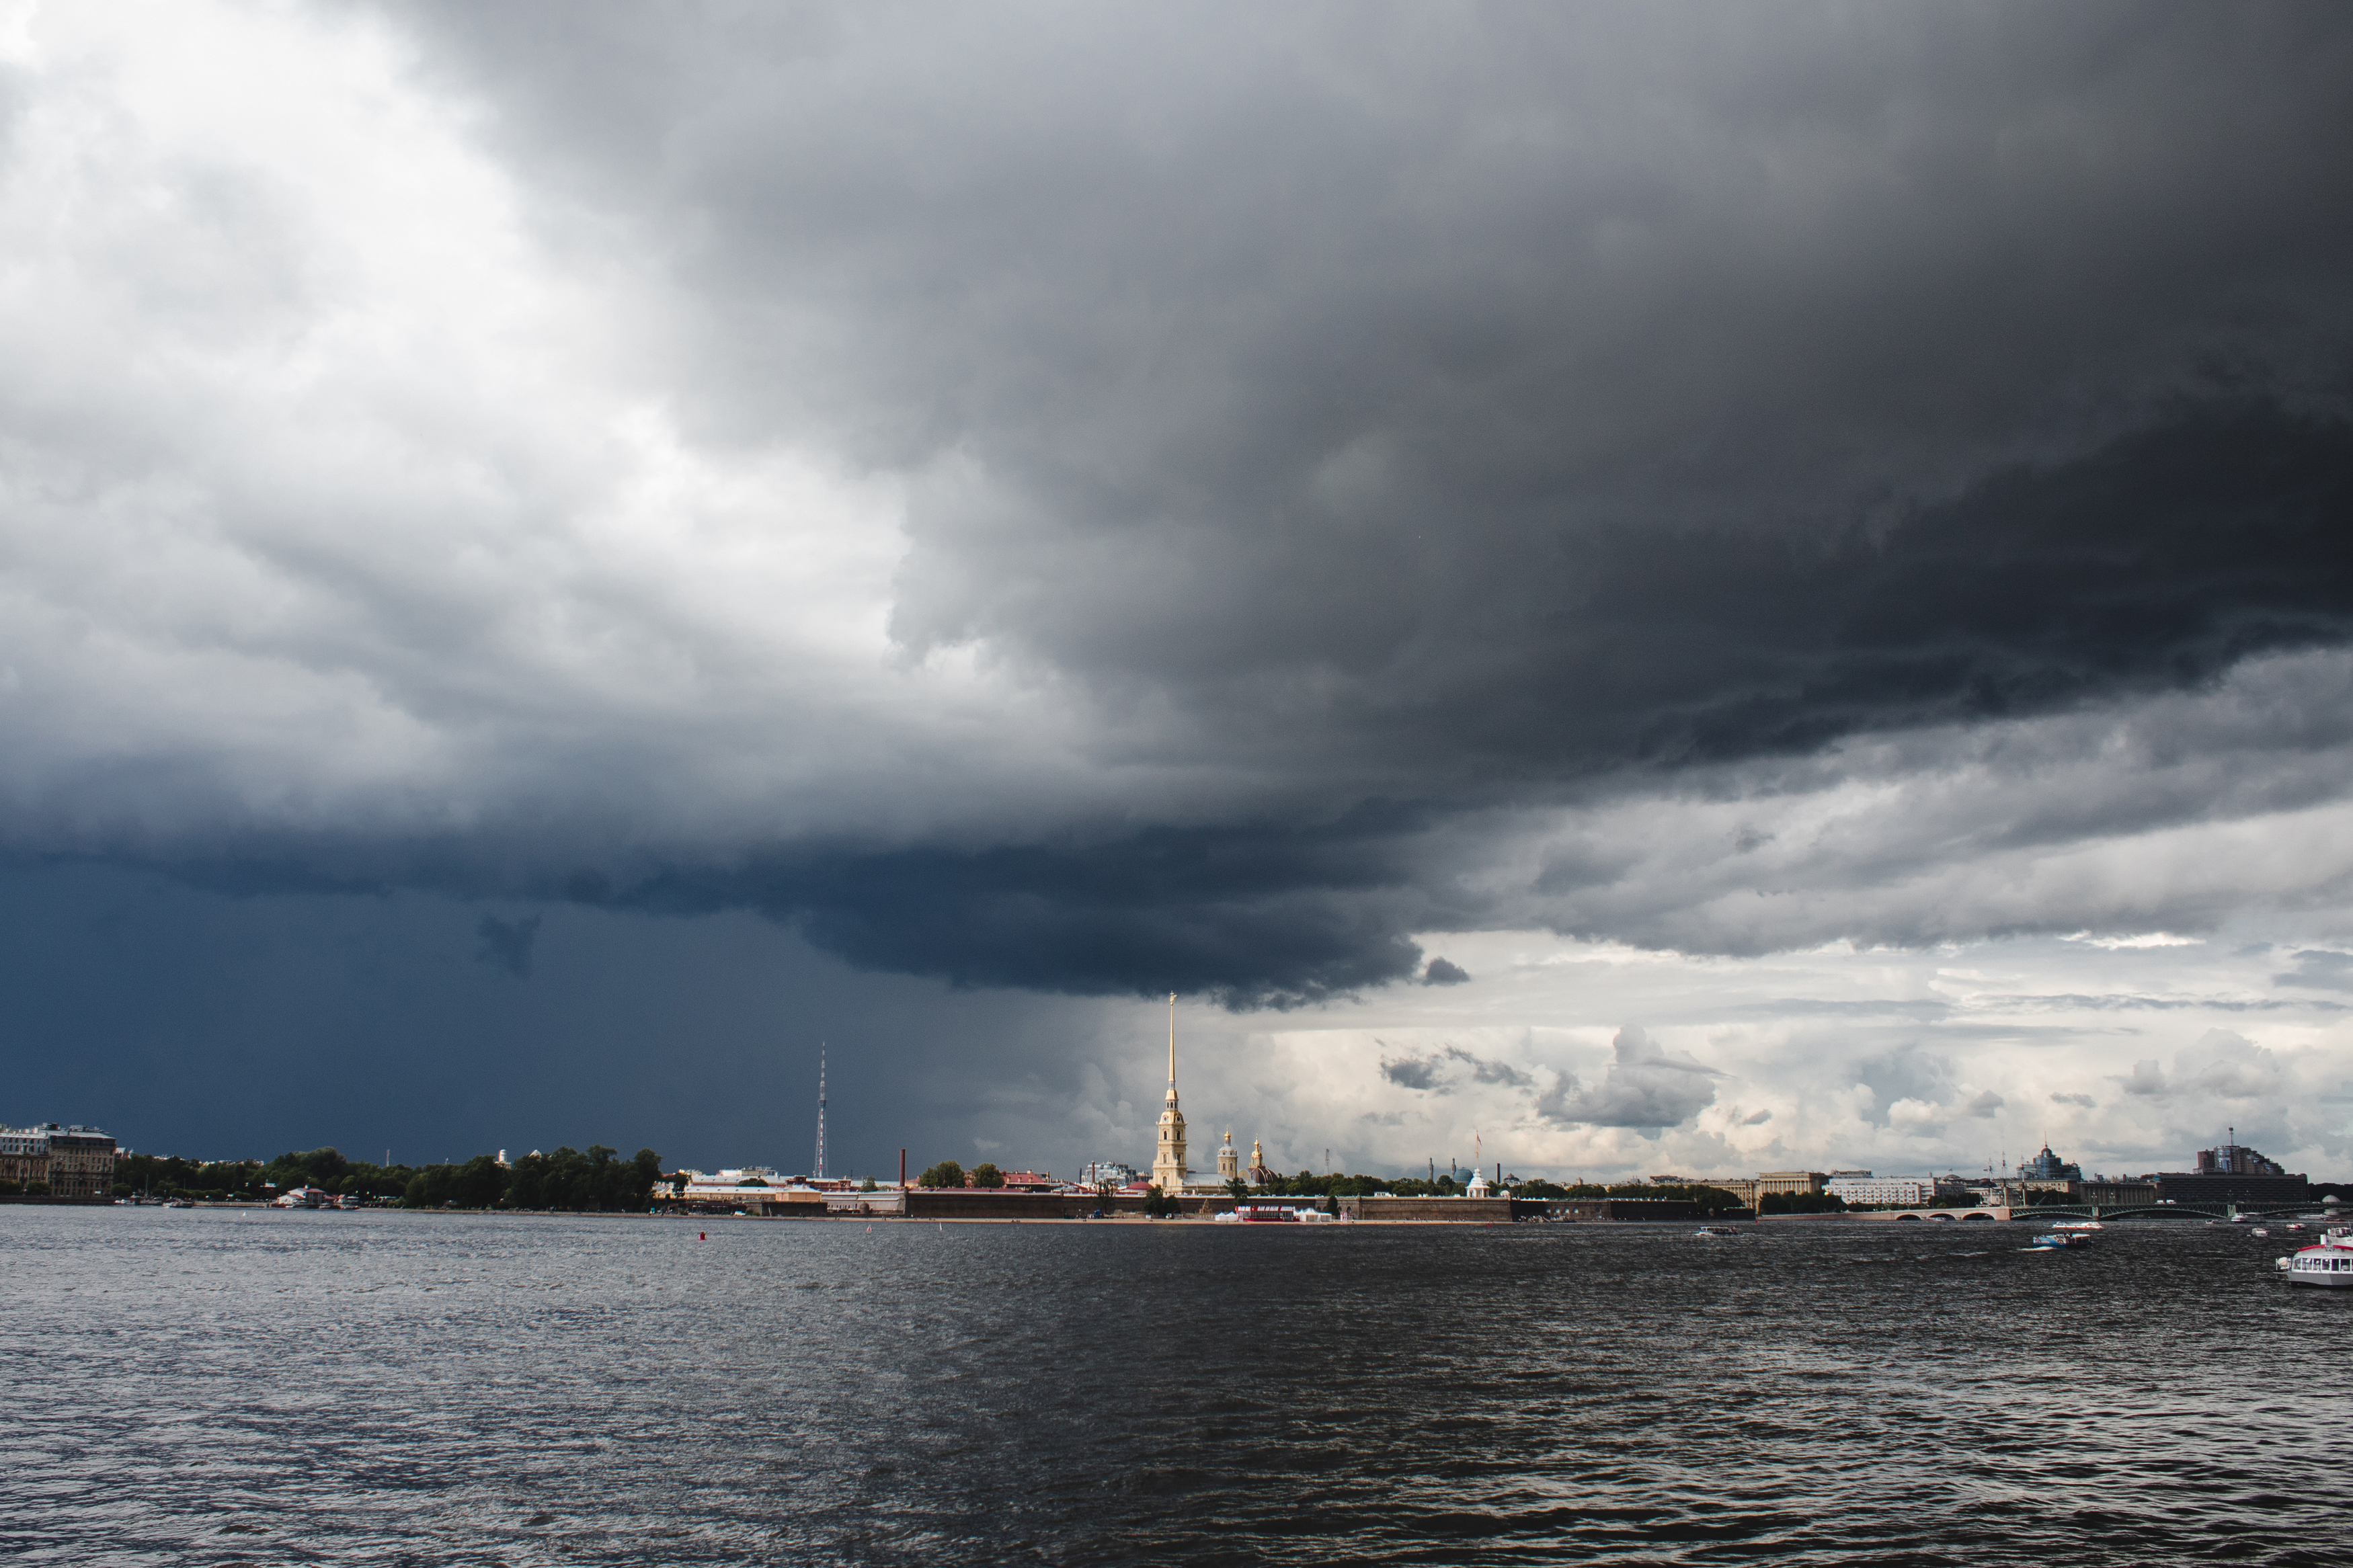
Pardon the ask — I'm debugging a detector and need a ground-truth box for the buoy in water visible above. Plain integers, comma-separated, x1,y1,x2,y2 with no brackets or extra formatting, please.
699,1231,706,1240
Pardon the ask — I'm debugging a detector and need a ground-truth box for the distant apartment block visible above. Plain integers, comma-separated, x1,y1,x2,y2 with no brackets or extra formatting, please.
2195,1141,2287,1178
1,1124,119,1198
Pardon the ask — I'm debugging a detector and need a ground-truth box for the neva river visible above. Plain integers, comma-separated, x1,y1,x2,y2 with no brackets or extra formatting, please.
2,1208,2346,1565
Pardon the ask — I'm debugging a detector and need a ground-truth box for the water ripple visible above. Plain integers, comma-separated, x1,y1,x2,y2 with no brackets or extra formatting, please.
1,1210,2346,1565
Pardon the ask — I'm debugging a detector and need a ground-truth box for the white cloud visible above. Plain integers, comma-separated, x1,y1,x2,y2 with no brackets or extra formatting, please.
1105,925,2353,1183
0,0,1117,854
1538,1025,1722,1130
1888,1098,1944,1134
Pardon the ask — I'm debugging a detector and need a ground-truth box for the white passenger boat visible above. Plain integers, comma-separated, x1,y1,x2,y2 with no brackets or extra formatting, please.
2280,1227,2353,1288
2051,1220,2103,1231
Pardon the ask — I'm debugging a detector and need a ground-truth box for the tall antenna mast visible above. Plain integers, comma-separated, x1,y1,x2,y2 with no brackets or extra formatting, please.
815,1043,827,1180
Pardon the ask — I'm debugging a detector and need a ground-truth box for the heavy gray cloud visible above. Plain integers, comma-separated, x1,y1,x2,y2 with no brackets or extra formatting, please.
2278,950,2353,992
1538,1025,1721,1130
1,1,2350,1005
1379,1042,1533,1094
474,913,541,978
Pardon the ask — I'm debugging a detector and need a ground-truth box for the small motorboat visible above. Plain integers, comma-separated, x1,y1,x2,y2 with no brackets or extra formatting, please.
2051,1220,2103,1231
2252,1227,2270,1237
1694,1226,1739,1238
2029,1232,2090,1250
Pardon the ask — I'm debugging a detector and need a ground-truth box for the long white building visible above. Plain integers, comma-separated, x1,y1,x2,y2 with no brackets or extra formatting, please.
1825,1175,1940,1206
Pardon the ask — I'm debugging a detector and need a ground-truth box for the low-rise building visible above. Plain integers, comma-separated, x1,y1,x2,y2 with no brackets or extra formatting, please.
2075,1181,2159,1206
2152,1171,2309,1205
2146,1141,2309,1205
1942,1175,1999,1203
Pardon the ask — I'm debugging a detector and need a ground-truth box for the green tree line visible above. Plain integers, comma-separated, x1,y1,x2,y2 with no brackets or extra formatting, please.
114,1144,664,1210
916,1160,1009,1188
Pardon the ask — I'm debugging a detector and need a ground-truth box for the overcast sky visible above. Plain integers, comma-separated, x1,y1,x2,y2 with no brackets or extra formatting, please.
3,1,2350,1182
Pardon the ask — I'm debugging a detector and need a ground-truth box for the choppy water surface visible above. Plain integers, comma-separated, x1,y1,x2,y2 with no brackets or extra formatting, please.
1,1209,2346,1566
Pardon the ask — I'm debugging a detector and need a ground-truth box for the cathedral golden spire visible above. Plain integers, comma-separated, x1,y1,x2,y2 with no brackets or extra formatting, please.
1151,991,1189,1193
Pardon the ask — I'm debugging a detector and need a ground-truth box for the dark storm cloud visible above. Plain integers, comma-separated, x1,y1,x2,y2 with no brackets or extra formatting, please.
1420,958,1470,987
1379,1054,1441,1093
1378,1042,1533,1094
397,1,2353,776
2276,950,2353,991
392,1,2353,876
7,1,2353,1001
623,816,1443,1006
474,913,540,979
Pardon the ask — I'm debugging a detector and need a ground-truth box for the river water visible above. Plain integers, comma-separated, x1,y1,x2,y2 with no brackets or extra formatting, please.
1,1207,2344,1566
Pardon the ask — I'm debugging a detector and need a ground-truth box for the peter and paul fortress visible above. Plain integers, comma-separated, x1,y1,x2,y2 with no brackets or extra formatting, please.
1150,993,1267,1195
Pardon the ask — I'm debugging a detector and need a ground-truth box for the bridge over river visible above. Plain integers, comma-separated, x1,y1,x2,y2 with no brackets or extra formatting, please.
1865,1200,2346,1223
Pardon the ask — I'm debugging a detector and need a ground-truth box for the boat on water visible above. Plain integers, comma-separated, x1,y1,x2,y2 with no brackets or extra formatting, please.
2029,1233,2090,1250
1694,1226,1740,1238
2278,1227,2353,1288
2051,1220,2103,1231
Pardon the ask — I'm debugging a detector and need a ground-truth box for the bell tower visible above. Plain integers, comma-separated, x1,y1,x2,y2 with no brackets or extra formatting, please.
1151,993,1189,1192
